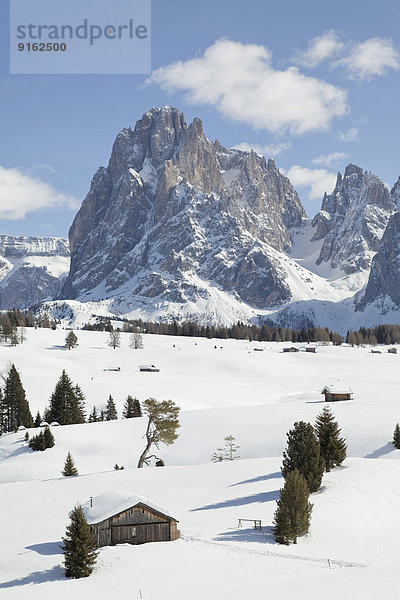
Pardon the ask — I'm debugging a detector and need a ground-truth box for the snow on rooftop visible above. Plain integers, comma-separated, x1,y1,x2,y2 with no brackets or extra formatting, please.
80,490,176,524
321,384,353,394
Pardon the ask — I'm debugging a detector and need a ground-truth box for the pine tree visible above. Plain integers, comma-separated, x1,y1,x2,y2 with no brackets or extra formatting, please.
122,395,142,418
49,371,86,425
63,452,79,476
281,421,325,493
43,426,55,448
273,470,313,545
315,407,347,471
3,364,33,431
105,395,118,420
34,410,42,427
88,406,99,423
65,331,78,350
393,423,400,449
61,504,98,578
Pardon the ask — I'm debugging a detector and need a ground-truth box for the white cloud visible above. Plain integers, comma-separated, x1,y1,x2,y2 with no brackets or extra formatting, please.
232,141,290,156
336,38,400,80
293,30,343,68
148,39,348,135
0,166,78,220
337,127,359,142
312,152,348,167
285,165,336,200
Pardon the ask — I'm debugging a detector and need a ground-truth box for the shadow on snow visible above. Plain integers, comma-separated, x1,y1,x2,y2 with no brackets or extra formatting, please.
215,526,276,545
191,490,279,511
230,471,282,487
0,565,64,588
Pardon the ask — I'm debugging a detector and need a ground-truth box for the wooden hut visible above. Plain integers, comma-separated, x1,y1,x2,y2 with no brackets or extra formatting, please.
81,491,180,547
388,348,397,354
283,347,299,353
321,384,353,402
305,346,317,353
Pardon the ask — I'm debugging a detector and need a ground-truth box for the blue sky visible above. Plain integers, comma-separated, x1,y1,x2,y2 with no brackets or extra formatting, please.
1,0,400,237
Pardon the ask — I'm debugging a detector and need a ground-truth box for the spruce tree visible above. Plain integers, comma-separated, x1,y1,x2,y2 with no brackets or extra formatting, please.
88,406,99,423
49,371,86,425
273,470,313,545
34,410,42,427
315,407,347,471
3,364,33,431
61,504,98,578
105,395,118,420
393,423,400,449
281,421,325,493
122,395,142,418
63,452,79,476
43,426,55,449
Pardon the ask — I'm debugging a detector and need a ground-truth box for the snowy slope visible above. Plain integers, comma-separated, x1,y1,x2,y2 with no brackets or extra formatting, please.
1,328,400,598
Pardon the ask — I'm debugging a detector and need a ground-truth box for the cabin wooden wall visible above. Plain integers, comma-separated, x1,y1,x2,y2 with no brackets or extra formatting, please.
90,504,180,547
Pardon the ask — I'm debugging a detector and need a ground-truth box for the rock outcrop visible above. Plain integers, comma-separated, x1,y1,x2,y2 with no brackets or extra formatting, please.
61,106,306,311
312,164,395,273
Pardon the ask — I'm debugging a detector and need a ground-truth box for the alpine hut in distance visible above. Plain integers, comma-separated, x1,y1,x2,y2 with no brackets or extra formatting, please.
82,490,180,547
321,384,353,402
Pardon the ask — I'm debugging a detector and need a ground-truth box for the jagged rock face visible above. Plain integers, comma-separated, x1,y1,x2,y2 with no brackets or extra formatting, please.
61,106,305,309
312,164,395,273
0,236,70,309
357,212,400,309
391,177,400,210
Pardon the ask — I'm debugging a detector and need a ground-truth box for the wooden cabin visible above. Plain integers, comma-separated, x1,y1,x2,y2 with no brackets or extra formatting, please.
305,346,317,353
388,348,397,354
140,364,160,372
321,385,353,402
283,347,299,353
82,491,179,548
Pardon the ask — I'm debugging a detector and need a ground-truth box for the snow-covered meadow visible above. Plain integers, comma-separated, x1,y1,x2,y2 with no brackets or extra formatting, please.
1,328,400,599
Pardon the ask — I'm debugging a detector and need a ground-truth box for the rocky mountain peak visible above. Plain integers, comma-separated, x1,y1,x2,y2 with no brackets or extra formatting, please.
312,163,395,273
60,106,306,310
357,211,400,310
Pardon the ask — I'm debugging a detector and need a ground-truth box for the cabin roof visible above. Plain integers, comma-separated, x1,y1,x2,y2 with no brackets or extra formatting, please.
321,384,352,395
80,490,176,524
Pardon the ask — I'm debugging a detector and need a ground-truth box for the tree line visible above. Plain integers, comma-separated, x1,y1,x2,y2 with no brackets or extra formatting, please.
84,318,345,344
346,323,400,346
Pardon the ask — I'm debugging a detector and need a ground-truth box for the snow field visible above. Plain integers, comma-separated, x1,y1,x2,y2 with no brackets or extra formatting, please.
1,327,400,598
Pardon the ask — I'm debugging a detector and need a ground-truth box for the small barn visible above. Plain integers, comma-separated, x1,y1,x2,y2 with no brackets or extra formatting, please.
82,491,180,547
388,348,397,354
283,347,299,353
321,384,353,402
305,346,317,353
140,364,160,372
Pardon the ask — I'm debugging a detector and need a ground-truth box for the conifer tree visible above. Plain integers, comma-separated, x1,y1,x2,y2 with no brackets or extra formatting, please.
393,423,400,449
63,452,79,476
137,398,180,468
315,406,347,471
49,371,86,425
3,364,33,431
281,421,325,493
105,395,118,420
88,406,99,423
34,410,42,427
61,504,98,578
65,331,78,350
122,395,142,418
43,426,55,448
273,470,313,545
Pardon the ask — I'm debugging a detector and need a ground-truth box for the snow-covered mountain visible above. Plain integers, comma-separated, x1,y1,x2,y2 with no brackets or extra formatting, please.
3,106,400,329
0,235,69,309
311,164,395,273
60,106,308,319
